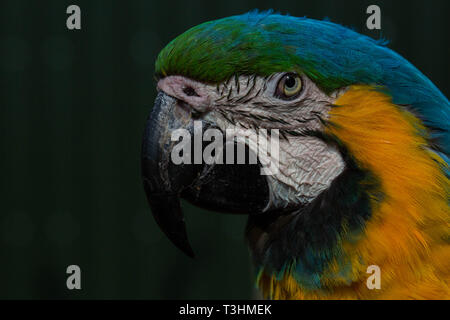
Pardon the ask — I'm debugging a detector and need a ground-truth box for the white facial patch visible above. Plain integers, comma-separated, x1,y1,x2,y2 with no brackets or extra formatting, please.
265,136,344,209
158,73,346,209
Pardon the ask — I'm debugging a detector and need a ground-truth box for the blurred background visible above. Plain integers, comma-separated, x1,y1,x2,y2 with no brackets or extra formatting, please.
0,0,448,299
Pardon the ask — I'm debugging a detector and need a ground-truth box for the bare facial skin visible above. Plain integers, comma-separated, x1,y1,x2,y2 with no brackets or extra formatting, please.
158,73,345,210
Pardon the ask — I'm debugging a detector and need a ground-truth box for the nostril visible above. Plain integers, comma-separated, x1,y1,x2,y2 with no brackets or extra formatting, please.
183,86,199,97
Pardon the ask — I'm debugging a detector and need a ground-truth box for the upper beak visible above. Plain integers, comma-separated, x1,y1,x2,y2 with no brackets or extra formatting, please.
141,91,270,258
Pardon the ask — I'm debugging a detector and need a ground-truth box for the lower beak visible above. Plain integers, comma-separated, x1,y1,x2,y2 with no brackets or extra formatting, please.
141,92,270,257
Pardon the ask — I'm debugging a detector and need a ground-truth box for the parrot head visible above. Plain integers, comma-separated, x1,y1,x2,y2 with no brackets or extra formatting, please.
142,11,449,299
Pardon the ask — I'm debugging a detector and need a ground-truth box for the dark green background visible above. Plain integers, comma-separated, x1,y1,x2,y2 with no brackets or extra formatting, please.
0,0,448,299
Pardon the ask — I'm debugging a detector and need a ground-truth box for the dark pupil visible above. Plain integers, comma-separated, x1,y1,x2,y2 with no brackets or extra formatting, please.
285,76,296,88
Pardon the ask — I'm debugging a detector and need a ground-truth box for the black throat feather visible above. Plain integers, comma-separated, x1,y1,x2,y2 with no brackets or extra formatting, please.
245,135,382,289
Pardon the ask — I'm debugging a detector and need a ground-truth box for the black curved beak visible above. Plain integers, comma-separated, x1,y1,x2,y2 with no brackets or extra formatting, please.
141,92,270,258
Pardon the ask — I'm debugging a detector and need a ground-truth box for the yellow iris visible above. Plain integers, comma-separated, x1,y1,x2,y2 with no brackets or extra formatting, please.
280,74,302,98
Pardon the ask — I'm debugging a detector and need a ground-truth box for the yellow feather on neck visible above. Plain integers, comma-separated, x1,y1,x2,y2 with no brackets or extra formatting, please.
258,85,449,299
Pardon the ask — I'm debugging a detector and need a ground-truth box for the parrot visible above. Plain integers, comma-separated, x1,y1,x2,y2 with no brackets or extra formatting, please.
141,11,450,299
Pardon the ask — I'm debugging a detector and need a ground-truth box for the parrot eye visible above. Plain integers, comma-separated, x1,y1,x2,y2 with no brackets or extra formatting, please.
276,73,303,99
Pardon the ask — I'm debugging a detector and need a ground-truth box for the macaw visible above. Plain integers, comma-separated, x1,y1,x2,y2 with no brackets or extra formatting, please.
141,11,449,299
